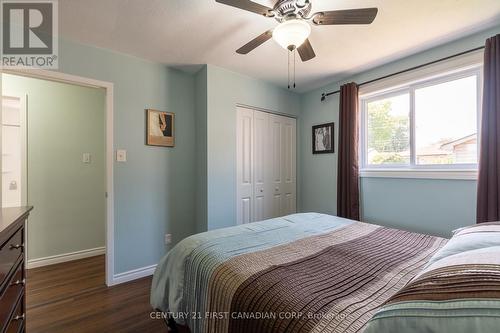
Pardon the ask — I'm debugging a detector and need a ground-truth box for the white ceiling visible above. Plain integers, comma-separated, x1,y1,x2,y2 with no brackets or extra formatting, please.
59,0,500,93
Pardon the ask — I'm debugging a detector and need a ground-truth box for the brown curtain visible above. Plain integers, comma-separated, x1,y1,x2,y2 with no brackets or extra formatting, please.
477,34,500,223
337,82,360,220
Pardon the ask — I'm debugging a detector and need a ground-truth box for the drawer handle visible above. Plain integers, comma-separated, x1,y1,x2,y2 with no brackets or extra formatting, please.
13,314,25,321
9,244,24,250
10,279,25,286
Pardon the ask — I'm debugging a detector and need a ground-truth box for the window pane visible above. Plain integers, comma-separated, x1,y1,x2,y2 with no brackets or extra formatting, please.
415,75,478,165
366,93,410,165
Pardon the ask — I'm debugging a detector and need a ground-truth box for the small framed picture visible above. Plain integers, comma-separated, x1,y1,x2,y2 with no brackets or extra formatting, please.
312,122,334,154
146,109,175,147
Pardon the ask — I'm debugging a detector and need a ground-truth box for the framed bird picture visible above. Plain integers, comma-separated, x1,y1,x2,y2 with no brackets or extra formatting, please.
146,109,175,147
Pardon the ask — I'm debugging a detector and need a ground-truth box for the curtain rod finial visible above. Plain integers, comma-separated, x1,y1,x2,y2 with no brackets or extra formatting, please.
321,93,326,102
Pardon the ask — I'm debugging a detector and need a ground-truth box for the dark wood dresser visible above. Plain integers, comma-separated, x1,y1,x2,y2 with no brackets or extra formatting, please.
0,207,32,333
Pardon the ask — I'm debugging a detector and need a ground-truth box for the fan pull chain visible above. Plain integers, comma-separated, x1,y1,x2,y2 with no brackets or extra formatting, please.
286,48,298,89
287,49,290,89
293,48,296,89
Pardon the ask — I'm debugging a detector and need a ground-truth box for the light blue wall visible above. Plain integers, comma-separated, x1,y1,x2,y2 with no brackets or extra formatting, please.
195,66,208,233
300,89,339,216
205,65,301,230
299,25,500,237
56,39,197,274
361,178,477,237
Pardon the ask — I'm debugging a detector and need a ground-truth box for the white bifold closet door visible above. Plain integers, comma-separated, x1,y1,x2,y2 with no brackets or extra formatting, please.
236,106,296,224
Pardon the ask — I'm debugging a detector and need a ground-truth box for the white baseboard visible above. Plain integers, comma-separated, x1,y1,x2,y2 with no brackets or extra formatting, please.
27,246,106,269
112,264,157,285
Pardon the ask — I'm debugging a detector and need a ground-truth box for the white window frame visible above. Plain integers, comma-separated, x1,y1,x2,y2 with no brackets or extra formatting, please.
359,57,483,180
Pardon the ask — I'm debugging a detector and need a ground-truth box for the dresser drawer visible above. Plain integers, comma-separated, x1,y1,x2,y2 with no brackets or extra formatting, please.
0,262,24,332
5,296,24,333
0,227,24,288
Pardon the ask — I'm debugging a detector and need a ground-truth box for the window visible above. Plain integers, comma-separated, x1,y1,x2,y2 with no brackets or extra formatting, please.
361,65,482,178
366,92,410,165
415,75,478,165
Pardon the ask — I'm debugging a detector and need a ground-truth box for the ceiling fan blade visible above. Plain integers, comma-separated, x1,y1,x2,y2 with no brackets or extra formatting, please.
236,30,273,54
312,8,378,25
216,0,275,17
297,39,315,62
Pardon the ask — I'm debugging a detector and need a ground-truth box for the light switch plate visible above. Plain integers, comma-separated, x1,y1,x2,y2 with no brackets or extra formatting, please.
116,149,127,162
82,153,91,164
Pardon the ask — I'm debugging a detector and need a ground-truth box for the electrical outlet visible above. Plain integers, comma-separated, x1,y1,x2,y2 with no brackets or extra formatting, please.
164,234,172,245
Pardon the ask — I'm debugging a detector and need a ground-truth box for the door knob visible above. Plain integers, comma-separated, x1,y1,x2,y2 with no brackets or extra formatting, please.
260,189,263,193
275,187,279,191
9,181,17,190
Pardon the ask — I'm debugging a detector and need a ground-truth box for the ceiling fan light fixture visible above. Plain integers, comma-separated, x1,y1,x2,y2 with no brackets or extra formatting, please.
272,19,311,50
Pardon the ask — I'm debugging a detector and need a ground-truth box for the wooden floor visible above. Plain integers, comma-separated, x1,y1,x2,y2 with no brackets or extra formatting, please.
26,255,166,333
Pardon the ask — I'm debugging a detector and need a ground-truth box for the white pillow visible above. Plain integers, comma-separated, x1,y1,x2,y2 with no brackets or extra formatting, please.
425,222,500,268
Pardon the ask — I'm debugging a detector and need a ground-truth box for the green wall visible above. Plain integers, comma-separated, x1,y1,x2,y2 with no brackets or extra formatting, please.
204,65,301,230
3,74,106,260
299,25,500,237
56,38,197,274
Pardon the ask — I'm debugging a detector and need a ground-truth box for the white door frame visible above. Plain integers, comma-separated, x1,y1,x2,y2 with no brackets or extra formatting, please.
1,94,27,207
1,68,115,286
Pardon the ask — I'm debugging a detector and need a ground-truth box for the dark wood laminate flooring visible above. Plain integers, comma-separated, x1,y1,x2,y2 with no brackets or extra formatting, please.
26,255,166,333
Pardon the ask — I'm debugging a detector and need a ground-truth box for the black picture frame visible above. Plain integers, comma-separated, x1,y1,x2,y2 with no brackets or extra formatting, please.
312,122,334,154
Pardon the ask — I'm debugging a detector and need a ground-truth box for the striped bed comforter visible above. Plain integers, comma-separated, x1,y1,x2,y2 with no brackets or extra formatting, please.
364,222,500,333
150,213,447,333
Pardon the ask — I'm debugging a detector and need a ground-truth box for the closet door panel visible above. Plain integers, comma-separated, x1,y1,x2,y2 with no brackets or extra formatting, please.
284,193,293,215
242,198,251,224
269,115,283,218
236,107,254,224
273,194,282,217
271,118,282,183
281,116,296,215
253,110,269,221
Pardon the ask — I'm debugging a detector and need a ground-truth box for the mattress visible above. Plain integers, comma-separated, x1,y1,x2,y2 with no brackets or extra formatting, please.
150,213,447,333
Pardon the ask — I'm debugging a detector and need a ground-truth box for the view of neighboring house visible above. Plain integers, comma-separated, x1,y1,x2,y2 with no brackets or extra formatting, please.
439,134,478,164
414,134,477,164
368,134,478,165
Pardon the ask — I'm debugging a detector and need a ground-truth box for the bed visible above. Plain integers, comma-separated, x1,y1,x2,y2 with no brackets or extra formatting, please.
150,213,500,333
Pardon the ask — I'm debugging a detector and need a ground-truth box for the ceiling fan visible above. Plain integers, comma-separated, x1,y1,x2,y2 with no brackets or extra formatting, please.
215,0,378,62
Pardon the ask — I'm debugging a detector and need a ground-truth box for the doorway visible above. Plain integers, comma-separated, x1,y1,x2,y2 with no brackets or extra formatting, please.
3,73,107,265
2,72,109,330
1,69,115,286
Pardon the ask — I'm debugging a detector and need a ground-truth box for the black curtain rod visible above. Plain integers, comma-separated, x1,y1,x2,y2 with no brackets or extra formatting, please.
320,45,485,102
